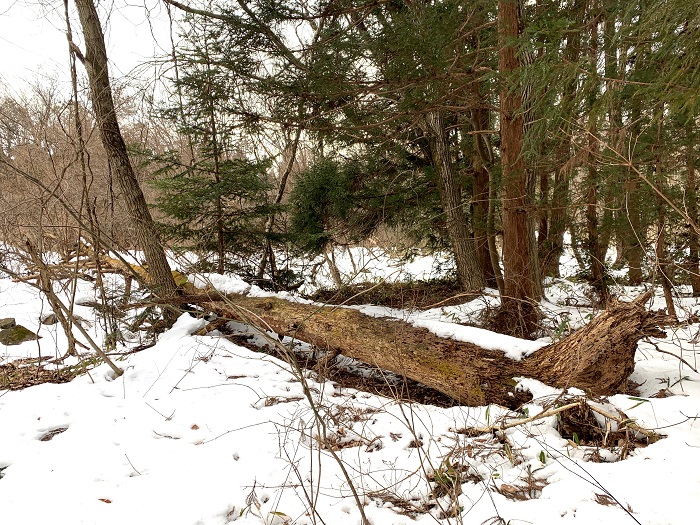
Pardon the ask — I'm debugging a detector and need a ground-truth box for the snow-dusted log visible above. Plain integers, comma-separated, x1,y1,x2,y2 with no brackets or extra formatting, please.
180,290,670,407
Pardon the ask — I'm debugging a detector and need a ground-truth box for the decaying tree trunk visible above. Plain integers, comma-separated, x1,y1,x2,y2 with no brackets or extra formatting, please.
179,289,669,407
522,291,667,394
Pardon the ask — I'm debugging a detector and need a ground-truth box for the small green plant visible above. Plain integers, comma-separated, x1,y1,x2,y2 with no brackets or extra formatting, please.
441,309,463,324
430,459,462,498
627,396,651,410
504,442,514,465
553,314,571,340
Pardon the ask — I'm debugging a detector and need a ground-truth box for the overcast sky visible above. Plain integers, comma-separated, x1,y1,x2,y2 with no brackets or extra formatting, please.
0,0,173,97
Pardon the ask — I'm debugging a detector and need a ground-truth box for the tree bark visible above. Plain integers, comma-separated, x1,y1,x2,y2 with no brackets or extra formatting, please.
323,247,343,288
686,123,700,295
257,127,301,281
497,0,539,335
625,187,644,285
470,90,505,294
538,167,550,260
183,290,669,408
621,51,644,285
202,47,226,275
469,120,498,288
603,1,625,273
654,111,676,318
74,0,176,299
422,111,485,292
471,84,505,295
585,6,610,306
473,156,495,286
541,0,583,278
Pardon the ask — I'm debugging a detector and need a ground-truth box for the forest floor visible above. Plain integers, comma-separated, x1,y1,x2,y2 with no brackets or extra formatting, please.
1,248,699,525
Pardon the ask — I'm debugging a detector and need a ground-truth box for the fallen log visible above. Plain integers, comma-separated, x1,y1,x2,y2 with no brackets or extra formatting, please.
166,290,671,407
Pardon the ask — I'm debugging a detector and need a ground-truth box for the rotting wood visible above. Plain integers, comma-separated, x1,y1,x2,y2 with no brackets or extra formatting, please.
144,288,672,408
522,291,668,395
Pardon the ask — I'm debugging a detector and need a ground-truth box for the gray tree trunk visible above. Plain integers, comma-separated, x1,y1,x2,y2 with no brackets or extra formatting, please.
74,0,176,298
422,111,485,292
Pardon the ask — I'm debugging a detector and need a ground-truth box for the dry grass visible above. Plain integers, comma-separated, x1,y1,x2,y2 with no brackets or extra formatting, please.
0,359,79,390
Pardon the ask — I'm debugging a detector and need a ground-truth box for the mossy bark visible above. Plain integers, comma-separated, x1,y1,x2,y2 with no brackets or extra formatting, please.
180,290,669,407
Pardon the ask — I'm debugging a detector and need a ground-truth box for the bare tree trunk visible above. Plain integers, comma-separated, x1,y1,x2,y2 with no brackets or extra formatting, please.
585,7,610,305
655,201,676,318
603,2,624,272
473,157,495,286
257,127,301,281
527,168,543,300
621,52,644,285
686,123,700,295
64,0,92,351
323,248,343,288
523,25,544,303
202,52,226,275
468,109,498,288
195,33,228,275
541,0,583,278
487,165,505,294
470,91,505,294
497,0,538,335
654,112,676,318
422,111,485,292
625,181,644,285
26,241,77,357
73,0,176,299
541,166,568,278
586,137,609,304
538,168,549,258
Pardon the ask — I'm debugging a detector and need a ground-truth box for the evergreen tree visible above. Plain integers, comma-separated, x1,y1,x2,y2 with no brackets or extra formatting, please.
288,149,444,257
147,12,275,273
151,156,273,268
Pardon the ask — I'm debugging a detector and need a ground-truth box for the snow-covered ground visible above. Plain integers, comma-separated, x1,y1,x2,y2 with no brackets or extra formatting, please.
1,251,700,525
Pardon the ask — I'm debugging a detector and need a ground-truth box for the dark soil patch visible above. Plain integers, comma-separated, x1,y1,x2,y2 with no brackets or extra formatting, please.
308,278,474,310
481,300,542,340
554,396,660,460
